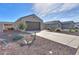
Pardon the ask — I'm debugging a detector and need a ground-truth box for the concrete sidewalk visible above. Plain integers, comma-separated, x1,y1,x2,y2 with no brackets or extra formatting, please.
36,30,79,49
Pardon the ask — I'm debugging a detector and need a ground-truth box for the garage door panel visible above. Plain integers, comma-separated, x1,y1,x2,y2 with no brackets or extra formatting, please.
26,21,40,31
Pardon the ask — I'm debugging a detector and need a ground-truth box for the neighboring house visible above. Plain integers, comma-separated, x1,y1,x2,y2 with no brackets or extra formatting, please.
61,21,75,31
75,22,79,29
15,14,44,31
45,21,62,31
0,22,14,32
45,21,76,31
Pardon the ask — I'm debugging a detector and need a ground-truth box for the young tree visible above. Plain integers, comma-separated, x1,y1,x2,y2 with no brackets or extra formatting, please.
18,23,27,31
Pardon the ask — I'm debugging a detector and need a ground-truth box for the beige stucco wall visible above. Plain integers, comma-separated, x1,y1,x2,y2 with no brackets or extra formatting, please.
0,23,4,32
0,23,15,32
3,24,14,30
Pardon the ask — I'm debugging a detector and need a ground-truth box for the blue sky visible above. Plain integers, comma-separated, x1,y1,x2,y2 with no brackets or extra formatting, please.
0,3,79,22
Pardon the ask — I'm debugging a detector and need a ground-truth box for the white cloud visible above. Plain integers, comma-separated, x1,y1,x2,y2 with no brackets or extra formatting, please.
59,3,79,12
47,15,79,22
32,3,79,17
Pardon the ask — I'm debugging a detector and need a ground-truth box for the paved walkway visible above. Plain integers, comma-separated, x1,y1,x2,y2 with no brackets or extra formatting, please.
36,30,79,49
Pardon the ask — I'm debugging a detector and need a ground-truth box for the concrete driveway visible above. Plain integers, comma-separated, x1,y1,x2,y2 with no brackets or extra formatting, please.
36,30,79,49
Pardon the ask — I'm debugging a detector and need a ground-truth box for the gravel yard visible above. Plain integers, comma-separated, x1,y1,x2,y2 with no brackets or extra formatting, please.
0,31,77,55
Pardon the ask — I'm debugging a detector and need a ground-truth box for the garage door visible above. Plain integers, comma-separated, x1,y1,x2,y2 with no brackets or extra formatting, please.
26,21,40,31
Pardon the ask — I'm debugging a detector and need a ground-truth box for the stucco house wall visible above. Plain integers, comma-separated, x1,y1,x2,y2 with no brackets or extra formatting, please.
0,22,14,32
61,21,75,31
75,22,79,29
45,21,62,31
0,23,4,32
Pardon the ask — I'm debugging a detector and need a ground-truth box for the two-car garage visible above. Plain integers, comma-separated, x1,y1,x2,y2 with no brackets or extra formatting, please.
26,21,40,31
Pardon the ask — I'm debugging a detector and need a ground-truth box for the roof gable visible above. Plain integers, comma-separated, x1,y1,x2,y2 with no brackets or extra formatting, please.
16,14,43,22
62,21,75,25
45,20,61,24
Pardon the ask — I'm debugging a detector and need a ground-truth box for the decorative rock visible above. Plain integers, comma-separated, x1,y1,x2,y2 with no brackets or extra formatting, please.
49,51,53,54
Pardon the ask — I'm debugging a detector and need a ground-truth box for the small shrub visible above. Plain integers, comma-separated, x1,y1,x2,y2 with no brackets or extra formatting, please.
18,23,27,31
13,35,24,41
69,29,78,32
55,29,61,32
75,29,78,32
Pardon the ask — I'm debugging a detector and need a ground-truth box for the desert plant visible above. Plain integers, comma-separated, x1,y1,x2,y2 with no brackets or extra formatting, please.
75,29,78,32
27,32,36,47
18,23,27,31
69,29,78,32
13,35,24,41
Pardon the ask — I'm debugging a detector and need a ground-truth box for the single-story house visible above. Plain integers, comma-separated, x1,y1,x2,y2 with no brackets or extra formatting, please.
45,21,76,31
15,14,44,31
74,22,79,29
61,21,75,31
0,22,14,32
45,21,62,31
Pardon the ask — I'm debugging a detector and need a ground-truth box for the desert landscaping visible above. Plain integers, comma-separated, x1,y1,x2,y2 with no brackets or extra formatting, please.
0,30,78,55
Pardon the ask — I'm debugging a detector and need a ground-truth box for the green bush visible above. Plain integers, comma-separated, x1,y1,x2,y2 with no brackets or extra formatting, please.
13,35,24,41
75,29,78,32
69,29,78,32
18,23,27,31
